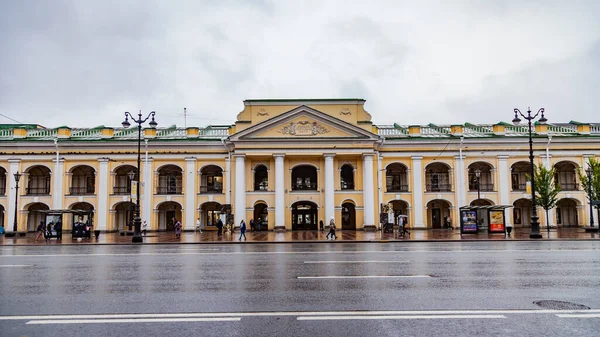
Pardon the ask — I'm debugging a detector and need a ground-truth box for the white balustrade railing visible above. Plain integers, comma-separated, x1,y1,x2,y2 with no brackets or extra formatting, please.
26,129,57,138
0,129,14,138
70,128,103,138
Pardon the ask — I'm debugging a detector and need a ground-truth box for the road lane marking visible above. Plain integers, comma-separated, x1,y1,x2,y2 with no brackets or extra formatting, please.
297,275,431,279
556,314,600,318
26,317,241,324
2,309,600,320
298,315,507,320
303,260,410,264
0,265,32,267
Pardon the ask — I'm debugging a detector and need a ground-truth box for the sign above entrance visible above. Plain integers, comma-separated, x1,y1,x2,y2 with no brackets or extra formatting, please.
278,120,330,136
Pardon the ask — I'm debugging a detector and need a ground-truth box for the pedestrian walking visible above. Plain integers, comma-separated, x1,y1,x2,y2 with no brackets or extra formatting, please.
55,219,63,241
217,218,224,236
319,219,324,231
326,217,337,240
142,220,148,236
256,218,262,232
195,217,202,233
249,218,255,231
174,219,182,238
35,221,46,241
238,219,247,241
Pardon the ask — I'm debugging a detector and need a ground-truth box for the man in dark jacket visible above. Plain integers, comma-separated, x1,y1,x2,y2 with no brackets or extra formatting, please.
216,218,223,236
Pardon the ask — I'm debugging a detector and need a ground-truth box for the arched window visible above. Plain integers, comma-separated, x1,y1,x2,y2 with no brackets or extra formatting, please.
254,165,268,191
386,163,408,192
200,165,223,194
157,165,182,194
340,165,354,190
291,165,317,191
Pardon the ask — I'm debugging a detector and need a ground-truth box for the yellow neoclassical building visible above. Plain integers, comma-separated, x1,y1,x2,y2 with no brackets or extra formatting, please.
0,98,599,233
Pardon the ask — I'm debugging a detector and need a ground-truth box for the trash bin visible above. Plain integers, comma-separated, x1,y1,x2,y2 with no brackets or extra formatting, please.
94,230,100,239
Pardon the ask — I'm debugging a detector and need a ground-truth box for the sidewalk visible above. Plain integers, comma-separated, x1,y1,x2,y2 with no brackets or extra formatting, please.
1,228,598,245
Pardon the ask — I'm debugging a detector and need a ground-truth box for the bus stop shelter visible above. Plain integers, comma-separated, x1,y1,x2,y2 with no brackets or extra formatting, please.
39,209,95,238
459,205,513,235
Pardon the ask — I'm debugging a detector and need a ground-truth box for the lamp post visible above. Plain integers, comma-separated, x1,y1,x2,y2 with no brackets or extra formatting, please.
122,110,157,243
474,168,481,201
586,167,594,227
127,170,135,231
13,171,21,233
512,107,547,239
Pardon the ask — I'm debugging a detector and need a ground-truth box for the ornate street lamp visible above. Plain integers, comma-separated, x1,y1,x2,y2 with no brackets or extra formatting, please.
13,171,21,233
127,170,136,231
122,111,157,243
586,166,595,227
474,168,481,201
512,107,547,239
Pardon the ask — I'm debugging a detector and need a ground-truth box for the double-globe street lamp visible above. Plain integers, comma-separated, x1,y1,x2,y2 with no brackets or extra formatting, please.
512,107,547,239
585,166,595,228
13,171,21,234
122,111,157,243
474,168,481,201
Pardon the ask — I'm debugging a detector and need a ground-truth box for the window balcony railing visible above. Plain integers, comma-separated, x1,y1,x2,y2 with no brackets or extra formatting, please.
341,182,354,190
69,186,95,195
425,183,452,192
113,186,131,195
469,183,494,192
200,185,223,194
560,183,579,191
512,183,527,191
386,184,409,192
254,182,268,191
292,183,318,191
26,187,51,195
156,185,183,194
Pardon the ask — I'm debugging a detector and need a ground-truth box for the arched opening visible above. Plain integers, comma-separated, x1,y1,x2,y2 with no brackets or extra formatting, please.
113,165,137,195
114,201,136,231
511,162,533,191
0,166,7,196
69,165,95,195
254,165,268,191
513,198,533,227
200,202,222,230
426,199,451,229
69,202,94,229
0,204,5,229
386,163,408,192
390,200,409,226
425,163,451,192
468,162,494,192
157,165,182,194
26,165,51,195
554,161,579,191
291,165,317,191
200,165,223,194
470,199,493,206
556,198,579,227
341,202,356,230
340,165,355,190
253,203,268,230
291,201,318,230
26,202,49,231
157,201,183,231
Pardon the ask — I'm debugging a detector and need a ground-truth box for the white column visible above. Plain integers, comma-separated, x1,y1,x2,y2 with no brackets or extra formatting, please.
497,155,511,227
234,155,246,226
225,156,231,204
7,159,20,233
362,154,375,228
97,158,109,231
274,154,285,229
53,158,64,209
541,155,555,228
324,154,335,224
411,156,425,228
377,155,383,214
185,157,196,231
142,158,153,229
454,155,465,208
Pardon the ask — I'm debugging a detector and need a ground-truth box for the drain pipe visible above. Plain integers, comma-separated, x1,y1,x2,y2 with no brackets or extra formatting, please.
221,137,231,205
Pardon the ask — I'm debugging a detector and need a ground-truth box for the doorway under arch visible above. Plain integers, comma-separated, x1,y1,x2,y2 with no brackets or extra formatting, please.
200,202,222,230
291,201,318,230
157,201,182,231
253,203,268,230
513,198,532,228
26,202,50,231
113,201,136,231
426,199,451,229
0,204,4,230
556,198,579,227
341,202,356,230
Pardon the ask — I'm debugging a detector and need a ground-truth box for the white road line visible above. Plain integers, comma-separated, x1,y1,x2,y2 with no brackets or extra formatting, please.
303,260,410,264
0,265,32,268
298,315,506,320
297,275,431,279
26,317,241,324
556,314,600,318
2,309,600,320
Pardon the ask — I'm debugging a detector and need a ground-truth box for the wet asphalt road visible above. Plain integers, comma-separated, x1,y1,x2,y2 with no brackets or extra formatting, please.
1,241,599,337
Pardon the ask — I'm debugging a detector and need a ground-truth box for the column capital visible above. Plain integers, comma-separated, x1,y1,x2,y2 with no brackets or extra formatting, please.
362,153,376,159
233,154,246,159
324,153,336,159
8,159,21,164
497,155,509,160
52,158,65,164
273,153,286,159
411,156,423,160
98,157,111,163
185,157,197,162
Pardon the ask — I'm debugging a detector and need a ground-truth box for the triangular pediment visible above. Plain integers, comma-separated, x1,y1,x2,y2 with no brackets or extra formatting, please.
229,105,379,141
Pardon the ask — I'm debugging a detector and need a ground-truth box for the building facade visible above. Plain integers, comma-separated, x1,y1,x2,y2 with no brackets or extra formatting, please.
1,99,599,233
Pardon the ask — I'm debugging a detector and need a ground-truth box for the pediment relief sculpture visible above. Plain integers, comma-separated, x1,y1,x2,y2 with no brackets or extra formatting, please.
278,120,330,136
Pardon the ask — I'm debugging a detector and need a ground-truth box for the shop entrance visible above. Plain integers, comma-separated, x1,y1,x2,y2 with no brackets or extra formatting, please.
291,201,318,230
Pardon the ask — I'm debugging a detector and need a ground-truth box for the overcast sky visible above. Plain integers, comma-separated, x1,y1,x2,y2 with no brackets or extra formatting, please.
1,0,599,129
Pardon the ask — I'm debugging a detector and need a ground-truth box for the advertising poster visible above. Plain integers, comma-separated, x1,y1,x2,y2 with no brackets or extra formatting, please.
461,211,478,233
489,210,505,233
